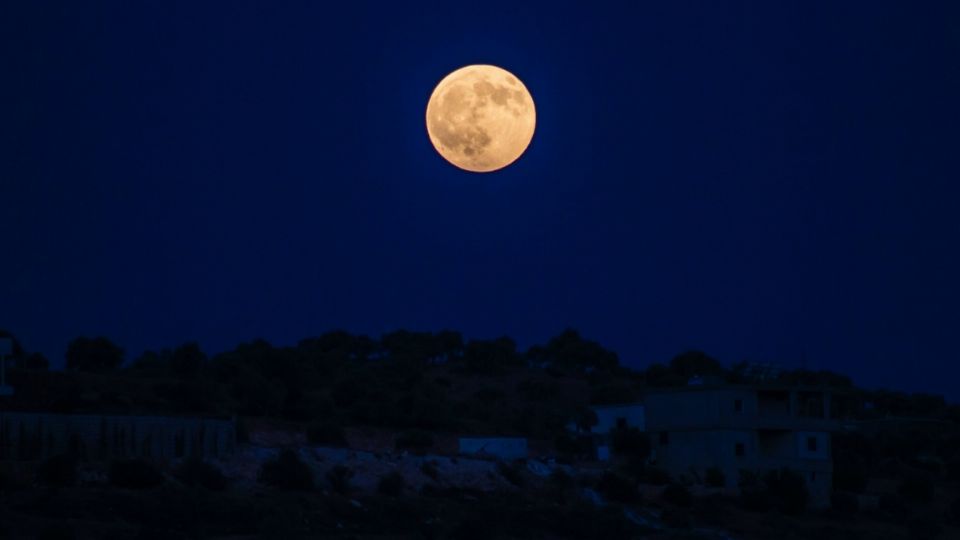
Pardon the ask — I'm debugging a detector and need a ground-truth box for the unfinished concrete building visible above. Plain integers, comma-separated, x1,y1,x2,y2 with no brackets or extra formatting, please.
645,385,838,507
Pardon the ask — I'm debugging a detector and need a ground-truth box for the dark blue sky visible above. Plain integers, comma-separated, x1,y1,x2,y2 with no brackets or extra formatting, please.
2,2,959,399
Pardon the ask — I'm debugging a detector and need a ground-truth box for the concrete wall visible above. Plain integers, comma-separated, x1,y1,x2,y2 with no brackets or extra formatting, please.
796,431,830,460
458,437,528,460
654,429,754,488
0,412,236,462
646,387,835,508
591,404,645,434
646,389,758,430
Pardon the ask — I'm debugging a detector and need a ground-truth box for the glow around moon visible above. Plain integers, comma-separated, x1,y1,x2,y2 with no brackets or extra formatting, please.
426,65,536,173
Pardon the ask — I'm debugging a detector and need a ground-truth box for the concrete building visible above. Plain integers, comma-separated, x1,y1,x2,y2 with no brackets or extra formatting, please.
645,385,838,508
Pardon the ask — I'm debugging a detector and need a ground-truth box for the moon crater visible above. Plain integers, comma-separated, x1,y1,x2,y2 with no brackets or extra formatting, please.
426,65,536,173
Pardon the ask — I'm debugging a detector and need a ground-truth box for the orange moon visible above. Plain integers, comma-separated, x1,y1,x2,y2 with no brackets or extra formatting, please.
426,65,536,173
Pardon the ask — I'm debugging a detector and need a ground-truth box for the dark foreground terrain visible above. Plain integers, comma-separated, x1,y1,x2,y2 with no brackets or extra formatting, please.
1,329,959,538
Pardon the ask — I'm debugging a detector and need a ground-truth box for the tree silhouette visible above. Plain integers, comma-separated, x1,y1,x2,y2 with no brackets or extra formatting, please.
0,329,26,358
65,336,123,372
527,329,619,374
170,342,205,378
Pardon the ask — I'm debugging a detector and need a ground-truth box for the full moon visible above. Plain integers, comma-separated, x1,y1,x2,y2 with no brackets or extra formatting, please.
426,65,536,173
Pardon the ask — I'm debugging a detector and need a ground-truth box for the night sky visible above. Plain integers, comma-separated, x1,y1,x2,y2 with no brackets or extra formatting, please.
2,2,959,399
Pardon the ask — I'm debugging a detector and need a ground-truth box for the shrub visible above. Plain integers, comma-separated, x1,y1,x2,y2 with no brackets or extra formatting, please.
259,449,314,491
37,523,76,540
596,471,638,502
554,434,595,461
898,473,934,503
704,467,725,488
660,507,692,529
833,461,868,493
764,469,808,515
378,471,405,496
946,459,960,484
395,430,434,454
950,496,960,524
662,483,693,507
109,459,164,489
37,454,77,487
498,462,525,488
307,422,347,446
420,461,440,481
740,489,772,513
879,493,906,515
305,421,347,447
236,418,250,444
611,428,651,460
326,465,353,495
906,517,942,540
176,458,227,491
0,469,26,491
830,491,859,515
550,468,575,489
641,465,672,486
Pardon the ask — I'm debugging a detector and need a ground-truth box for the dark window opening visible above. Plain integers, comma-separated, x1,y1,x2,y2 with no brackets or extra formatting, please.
659,432,669,445
807,436,818,452
616,417,627,429
734,399,743,413
735,443,745,457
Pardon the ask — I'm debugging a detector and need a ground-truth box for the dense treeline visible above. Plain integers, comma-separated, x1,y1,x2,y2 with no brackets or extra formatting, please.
2,328,958,435
3,328,960,537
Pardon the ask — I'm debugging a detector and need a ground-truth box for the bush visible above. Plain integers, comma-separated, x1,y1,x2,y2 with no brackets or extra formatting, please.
554,434,595,461
37,454,77,487
378,471,405,496
906,517,942,540
37,523,76,540
0,469,26,491
305,421,347,447
740,489,772,513
327,465,353,495
898,473,934,503
236,418,250,443
831,491,859,515
833,461,868,493
259,449,314,491
950,496,960,524
610,428,650,460
662,483,693,507
705,467,725,488
596,471,638,502
765,469,808,515
421,461,440,481
109,459,164,489
660,507,692,529
550,468,575,489
879,493,906,515
176,458,227,491
498,462,525,488
395,431,434,454
641,465,672,486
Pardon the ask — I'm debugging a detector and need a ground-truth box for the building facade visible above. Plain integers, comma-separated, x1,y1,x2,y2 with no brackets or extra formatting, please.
645,385,837,507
